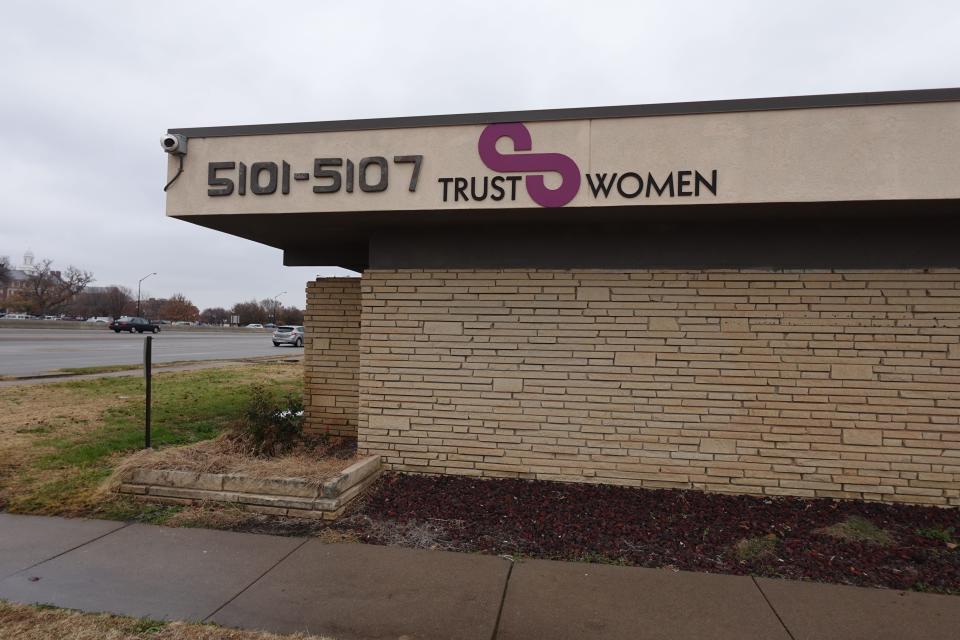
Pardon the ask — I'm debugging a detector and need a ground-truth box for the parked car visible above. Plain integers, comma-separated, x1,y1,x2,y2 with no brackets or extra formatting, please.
109,316,160,334
245,323,264,329
272,325,304,347
86,316,111,324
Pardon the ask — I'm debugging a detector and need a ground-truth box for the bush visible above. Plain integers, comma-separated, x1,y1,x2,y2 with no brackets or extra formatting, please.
236,385,304,455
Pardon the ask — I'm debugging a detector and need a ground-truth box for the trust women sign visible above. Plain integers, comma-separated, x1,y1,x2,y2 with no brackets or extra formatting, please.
164,96,960,217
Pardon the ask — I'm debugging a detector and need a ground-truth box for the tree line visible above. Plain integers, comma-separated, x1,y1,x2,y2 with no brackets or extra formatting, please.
0,256,303,324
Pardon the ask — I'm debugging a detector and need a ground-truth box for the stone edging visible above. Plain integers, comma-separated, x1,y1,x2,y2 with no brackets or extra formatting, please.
117,454,381,519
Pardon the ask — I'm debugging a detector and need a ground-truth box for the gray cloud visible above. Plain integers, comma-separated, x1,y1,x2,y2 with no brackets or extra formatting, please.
1,0,958,308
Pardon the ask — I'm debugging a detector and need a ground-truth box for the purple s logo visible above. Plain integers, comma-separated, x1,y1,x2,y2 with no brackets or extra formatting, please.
477,123,581,208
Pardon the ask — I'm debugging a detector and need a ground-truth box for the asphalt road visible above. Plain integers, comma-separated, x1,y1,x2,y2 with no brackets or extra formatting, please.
0,328,296,377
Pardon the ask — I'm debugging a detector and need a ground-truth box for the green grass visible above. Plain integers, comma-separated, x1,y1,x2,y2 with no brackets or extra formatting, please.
916,526,957,545
3,363,302,516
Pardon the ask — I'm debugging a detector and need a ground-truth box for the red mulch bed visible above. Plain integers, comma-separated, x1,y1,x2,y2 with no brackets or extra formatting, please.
338,473,960,594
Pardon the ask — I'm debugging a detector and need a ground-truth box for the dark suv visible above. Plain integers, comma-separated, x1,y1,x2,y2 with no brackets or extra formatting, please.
109,316,160,334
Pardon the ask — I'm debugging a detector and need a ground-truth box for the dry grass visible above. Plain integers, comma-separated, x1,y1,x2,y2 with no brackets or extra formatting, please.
337,514,460,551
162,502,260,530
733,534,779,562
817,515,895,545
0,362,305,517
0,600,332,639
0,384,125,467
101,434,357,496
157,503,330,537
0,384,129,508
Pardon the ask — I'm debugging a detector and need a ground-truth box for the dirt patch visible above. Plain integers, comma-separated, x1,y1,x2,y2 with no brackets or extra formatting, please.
0,600,331,639
336,473,960,593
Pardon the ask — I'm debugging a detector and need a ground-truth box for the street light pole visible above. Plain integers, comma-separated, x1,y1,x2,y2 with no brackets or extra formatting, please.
272,291,286,325
137,272,157,317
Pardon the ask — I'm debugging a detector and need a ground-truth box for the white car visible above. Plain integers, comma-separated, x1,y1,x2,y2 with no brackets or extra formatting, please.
245,323,264,329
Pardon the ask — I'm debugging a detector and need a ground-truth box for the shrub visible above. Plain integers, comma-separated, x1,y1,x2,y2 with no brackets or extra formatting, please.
236,384,304,455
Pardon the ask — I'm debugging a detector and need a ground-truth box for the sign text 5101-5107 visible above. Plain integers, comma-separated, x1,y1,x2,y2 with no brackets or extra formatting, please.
207,155,423,197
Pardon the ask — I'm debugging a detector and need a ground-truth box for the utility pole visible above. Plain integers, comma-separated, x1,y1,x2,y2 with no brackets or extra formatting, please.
272,291,286,325
137,272,157,317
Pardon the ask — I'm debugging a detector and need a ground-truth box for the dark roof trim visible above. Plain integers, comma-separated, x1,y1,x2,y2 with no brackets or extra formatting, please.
169,87,960,139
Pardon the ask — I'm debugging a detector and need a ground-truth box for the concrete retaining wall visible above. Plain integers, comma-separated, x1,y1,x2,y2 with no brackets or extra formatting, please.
118,454,381,519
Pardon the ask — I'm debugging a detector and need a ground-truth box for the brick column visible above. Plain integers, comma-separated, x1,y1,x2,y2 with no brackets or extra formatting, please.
304,277,361,438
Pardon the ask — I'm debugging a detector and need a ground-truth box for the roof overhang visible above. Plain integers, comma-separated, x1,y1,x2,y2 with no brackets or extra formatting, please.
164,88,960,270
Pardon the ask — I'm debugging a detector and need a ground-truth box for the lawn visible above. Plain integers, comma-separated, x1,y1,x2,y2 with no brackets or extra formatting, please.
0,600,331,640
0,362,302,519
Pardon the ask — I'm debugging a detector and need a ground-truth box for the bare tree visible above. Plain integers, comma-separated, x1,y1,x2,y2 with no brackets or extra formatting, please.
67,285,133,319
104,286,133,319
199,307,229,325
231,300,267,325
139,297,165,320
279,306,304,325
161,293,199,322
18,259,93,315
0,256,9,289
0,256,10,311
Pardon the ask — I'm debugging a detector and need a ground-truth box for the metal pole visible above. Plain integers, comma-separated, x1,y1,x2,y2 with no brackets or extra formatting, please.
272,291,286,325
144,335,152,448
137,272,156,318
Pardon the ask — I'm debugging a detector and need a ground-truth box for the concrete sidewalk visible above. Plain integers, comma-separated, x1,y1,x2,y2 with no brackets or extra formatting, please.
0,513,957,640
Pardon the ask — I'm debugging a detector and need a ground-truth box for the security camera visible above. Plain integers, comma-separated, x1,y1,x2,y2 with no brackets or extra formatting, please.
161,133,187,155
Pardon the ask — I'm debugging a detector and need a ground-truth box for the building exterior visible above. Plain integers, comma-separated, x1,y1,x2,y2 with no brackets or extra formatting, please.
1,251,37,307
165,88,960,506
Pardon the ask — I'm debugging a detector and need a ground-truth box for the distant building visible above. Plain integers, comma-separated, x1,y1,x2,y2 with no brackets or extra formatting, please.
1,251,36,305
17,250,38,275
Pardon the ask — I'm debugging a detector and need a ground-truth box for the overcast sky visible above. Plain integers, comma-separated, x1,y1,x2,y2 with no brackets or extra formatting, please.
1,1,958,309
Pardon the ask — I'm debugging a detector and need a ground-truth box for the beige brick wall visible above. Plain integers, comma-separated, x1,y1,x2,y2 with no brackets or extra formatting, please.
358,269,960,506
304,277,361,437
